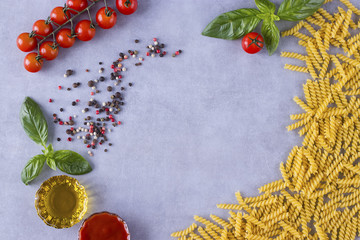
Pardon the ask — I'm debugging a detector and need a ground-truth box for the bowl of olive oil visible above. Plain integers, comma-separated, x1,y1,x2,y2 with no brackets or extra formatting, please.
35,175,88,229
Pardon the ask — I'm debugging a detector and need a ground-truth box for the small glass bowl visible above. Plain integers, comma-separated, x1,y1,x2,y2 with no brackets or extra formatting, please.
35,175,88,229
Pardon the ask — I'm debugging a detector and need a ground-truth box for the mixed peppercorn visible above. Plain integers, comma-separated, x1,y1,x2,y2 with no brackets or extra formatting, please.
50,38,183,156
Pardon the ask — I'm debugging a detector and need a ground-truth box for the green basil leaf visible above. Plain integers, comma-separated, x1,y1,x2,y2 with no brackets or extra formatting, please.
20,97,48,147
54,150,92,175
46,157,57,171
202,8,262,40
43,144,54,158
261,19,280,55
21,154,46,185
257,13,271,20
255,0,276,14
277,0,324,21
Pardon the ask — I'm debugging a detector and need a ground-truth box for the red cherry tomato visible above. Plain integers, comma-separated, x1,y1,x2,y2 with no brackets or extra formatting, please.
66,0,88,14
33,20,54,40
242,32,264,54
75,20,96,41
24,52,43,73
50,7,71,25
17,32,37,52
56,28,75,48
96,7,117,29
116,0,138,15
39,41,59,61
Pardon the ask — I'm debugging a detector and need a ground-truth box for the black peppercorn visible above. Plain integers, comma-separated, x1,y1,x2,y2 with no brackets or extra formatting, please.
99,76,105,82
88,80,95,87
107,86,113,92
60,108,64,112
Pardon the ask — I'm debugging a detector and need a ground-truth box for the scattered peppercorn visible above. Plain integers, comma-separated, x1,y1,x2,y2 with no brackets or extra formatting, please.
135,63,142,66
86,69,90,72
60,108,64,112
72,101,76,106
129,83,133,87
135,39,139,43
67,88,71,91
99,62,103,65
107,86,113,92
57,138,61,141
88,80,95,87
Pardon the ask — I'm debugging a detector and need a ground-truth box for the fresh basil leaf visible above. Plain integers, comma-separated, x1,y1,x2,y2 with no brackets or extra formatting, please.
277,0,324,21
202,8,262,40
21,154,46,185
43,144,54,158
20,97,48,147
255,0,276,14
261,19,280,55
46,157,57,171
54,150,92,175
257,13,271,20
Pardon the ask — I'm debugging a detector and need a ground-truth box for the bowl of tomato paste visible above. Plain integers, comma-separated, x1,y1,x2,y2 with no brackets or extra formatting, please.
79,211,130,240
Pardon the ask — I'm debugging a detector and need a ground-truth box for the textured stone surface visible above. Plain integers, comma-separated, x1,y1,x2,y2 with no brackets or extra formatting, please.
0,0,355,239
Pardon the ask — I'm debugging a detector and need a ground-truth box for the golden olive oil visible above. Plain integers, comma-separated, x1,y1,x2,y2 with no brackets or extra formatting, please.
45,183,78,218
35,175,88,228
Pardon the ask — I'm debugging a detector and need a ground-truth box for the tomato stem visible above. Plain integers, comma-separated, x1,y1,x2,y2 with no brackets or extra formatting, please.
125,0,131,8
36,0,101,52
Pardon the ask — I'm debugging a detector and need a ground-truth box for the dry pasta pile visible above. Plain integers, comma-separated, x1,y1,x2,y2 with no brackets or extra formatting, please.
172,0,360,239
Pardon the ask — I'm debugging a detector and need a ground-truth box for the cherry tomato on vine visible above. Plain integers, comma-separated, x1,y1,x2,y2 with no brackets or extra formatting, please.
56,28,76,48
66,0,88,14
241,32,264,54
50,7,71,25
33,19,53,40
24,52,43,73
39,41,59,61
96,7,117,29
75,20,96,41
116,0,138,15
17,32,37,52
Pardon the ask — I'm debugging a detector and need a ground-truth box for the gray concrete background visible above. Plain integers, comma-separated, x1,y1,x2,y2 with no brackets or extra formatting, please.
0,0,356,239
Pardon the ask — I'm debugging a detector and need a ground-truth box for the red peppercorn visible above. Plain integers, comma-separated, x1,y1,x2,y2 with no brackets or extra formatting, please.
111,64,115,69
90,125,94,129
70,127,74,131
89,129,93,133
118,121,122,125
109,115,113,119
59,121,64,125
163,51,167,55
96,110,99,115
102,127,106,130
76,99,80,102
111,118,115,122
101,130,105,134
175,51,180,55
146,52,150,56
53,117,57,120
69,116,72,120
153,38,157,41
99,142,102,145
58,86,62,90
105,108,109,112
91,142,95,146
67,137,72,142
49,99,53,103
118,75,122,79
156,49,160,53
91,92,94,95
87,144,91,148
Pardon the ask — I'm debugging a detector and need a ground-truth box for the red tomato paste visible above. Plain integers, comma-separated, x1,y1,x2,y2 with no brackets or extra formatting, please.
79,212,129,240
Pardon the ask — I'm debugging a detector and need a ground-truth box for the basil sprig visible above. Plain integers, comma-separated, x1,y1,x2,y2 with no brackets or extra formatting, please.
20,97,92,185
202,0,324,55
